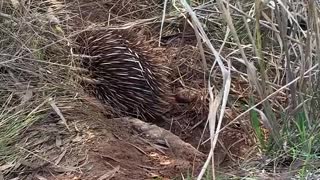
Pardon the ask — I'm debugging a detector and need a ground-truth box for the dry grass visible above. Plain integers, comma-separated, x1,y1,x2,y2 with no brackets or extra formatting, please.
163,0,320,179
0,0,81,176
1,0,320,179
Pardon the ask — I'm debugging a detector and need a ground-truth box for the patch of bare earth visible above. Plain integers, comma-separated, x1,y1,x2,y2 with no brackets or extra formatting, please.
11,99,251,179
11,101,206,179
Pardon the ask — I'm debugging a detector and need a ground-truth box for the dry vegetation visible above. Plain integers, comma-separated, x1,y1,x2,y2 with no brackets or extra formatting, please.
1,0,320,179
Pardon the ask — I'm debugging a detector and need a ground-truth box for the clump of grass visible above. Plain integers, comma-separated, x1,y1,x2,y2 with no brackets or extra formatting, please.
236,0,320,178
168,0,320,179
0,0,77,176
0,96,48,162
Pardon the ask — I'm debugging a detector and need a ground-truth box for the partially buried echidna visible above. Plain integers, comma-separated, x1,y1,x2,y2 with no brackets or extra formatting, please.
73,29,170,121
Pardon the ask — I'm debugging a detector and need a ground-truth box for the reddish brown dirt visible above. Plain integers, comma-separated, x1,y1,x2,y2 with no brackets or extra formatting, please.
8,95,252,179
11,102,205,179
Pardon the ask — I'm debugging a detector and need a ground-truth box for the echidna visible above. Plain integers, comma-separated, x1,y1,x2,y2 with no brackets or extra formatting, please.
73,29,170,121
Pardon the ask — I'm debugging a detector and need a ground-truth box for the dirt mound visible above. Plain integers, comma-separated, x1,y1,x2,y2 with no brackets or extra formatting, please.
8,102,206,179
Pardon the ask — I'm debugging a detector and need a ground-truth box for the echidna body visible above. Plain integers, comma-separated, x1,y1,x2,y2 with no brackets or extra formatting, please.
74,29,169,121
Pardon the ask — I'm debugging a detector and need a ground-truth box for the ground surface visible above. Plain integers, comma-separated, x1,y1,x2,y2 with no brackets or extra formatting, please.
16,102,202,179
2,0,255,179
13,99,251,179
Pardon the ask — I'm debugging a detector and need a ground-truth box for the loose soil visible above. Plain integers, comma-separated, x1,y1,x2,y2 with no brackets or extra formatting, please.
13,98,251,179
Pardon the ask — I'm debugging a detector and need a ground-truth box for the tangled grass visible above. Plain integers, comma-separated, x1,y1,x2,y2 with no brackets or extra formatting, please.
0,0,80,175
1,0,320,179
